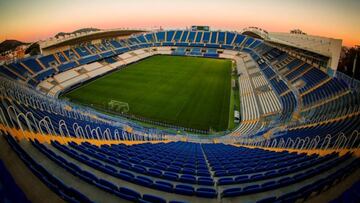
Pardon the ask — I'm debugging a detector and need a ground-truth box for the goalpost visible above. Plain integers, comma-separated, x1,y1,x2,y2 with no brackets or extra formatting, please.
107,100,130,113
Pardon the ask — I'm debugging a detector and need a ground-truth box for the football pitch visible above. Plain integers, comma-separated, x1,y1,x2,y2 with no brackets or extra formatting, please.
62,55,233,131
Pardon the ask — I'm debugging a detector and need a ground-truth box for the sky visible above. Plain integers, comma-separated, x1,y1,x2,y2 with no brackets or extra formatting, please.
0,0,359,47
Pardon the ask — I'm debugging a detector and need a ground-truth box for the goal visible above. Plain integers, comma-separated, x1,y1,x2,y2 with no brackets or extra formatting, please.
107,100,130,113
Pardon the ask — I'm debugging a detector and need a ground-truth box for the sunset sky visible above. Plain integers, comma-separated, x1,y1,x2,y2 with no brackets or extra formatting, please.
0,0,359,47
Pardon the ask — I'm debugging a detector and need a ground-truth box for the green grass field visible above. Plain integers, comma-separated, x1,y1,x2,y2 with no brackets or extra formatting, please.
62,55,232,131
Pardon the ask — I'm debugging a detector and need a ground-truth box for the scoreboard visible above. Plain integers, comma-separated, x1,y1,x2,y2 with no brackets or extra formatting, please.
191,26,210,31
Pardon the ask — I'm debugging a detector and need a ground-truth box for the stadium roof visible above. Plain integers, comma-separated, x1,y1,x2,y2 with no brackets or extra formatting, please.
267,32,342,70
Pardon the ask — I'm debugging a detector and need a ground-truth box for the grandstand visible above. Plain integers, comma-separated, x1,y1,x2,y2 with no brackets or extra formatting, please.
0,27,359,203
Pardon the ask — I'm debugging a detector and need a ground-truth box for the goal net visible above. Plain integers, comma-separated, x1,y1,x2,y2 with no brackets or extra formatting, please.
107,100,130,113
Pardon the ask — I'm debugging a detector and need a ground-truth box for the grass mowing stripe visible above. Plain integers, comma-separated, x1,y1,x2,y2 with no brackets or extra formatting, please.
62,55,232,131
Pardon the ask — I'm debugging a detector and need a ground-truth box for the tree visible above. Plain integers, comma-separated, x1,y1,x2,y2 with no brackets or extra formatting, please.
25,43,40,56
338,46,360,80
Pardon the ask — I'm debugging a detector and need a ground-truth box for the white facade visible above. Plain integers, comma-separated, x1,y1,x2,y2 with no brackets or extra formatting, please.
268,32,342,71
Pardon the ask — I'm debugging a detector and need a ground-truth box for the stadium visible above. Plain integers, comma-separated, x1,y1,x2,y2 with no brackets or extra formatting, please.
0,1,359,203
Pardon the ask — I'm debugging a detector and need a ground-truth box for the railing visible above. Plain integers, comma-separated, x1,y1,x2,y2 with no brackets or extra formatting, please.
0,78,166,142
335,71,360,91
1,84,359,150
231,131,359,150
1,106,166,142
0,76,168,136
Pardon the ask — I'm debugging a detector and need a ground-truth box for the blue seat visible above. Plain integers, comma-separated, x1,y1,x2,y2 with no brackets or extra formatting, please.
182,168,196,175
118,160,132,169
293,173,308,181
142,194,167,203
277,191,302,202
134,176,153,187
184,164,196,169
147,168,162,177
179,174,196,184
130,157,141,163
261,181,277,190
243,185,261,194
163,172,178,181
214,170,227,177
197,177,214,186
66,187,94,203
169,201,189,203
142,160,154,167
218,177,235,185
278,177,294,186
235,175,249,183
197,170,210,176
264,170,278,178
104,165,117,174
195,188,217,198
154,181,173,192
97,179,118,191
222,188,242,197
117,171,134,182
174,184,195,196
228,168,241,175
168,165,181,173
155,163,167,170
132,165,147,174
119,187,141,200
251,174,264,181
173,161,184,167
